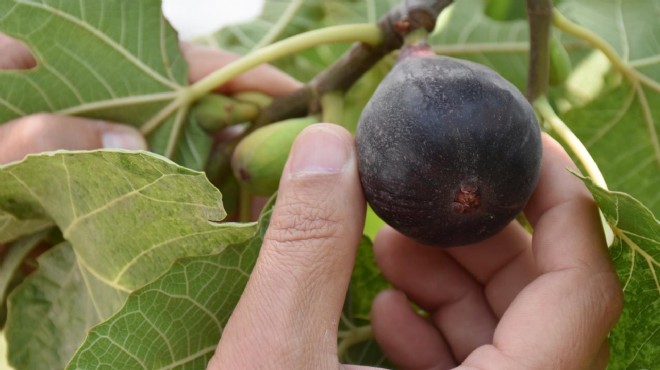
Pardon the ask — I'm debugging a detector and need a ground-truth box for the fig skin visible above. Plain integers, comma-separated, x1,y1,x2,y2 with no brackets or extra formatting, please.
231,116,318,196
356,55,542,247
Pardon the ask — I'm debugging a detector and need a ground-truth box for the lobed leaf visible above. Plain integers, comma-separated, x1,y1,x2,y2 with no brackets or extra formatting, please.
556,0,660,214
578,175,660,369
0,230,50,328
66,204,272,370
0,151,256,370
0,0,210,169
6,242,97,370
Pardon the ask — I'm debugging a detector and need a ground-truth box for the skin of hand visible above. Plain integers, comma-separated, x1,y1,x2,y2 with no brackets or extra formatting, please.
0,36,299,165
207,128,623,370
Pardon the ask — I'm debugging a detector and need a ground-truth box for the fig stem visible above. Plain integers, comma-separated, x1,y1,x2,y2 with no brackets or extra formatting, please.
533,96,614,245
238,185,254,223
164,105,189,159
525,0,552,101
320,91,345,125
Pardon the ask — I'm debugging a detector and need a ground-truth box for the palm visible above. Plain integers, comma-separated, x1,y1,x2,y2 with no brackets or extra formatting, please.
368,136,621,369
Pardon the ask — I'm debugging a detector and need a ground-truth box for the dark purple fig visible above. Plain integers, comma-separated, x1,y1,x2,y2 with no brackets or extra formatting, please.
356,55,542,247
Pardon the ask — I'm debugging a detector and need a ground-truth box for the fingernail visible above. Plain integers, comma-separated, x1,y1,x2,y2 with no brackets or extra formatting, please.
102,130,147,150
289,125,351,176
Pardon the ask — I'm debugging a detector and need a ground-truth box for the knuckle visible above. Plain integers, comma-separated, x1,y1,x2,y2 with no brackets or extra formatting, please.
266,200,342,248
593,271,624,327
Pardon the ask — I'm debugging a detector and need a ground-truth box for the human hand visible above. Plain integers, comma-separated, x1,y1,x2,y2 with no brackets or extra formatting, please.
207,128,622,370
370,134,623,369
0,36,299,165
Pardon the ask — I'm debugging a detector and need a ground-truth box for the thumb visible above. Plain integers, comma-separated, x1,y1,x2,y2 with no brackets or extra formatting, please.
210,123,366,369
0,114,147,164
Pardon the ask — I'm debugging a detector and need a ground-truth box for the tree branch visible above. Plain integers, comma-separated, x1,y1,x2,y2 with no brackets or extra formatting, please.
255,0,454,127
525,0,553,101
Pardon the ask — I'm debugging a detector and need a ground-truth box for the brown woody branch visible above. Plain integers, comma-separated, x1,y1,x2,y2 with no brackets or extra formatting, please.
254,0,454,127
525,0,553,101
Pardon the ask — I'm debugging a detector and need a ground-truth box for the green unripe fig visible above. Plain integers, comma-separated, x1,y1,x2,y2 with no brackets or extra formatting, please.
232,91,274,109
548,35,572,86
191,94,260,131
231,116,319,195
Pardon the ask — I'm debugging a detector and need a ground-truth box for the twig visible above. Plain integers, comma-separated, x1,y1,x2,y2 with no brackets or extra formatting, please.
255,0,454,127
525,0,553,101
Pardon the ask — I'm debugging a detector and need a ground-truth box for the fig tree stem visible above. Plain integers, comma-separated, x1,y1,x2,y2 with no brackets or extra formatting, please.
187,24,383,101
533,96,614,245
525,0,552,101
320,91,345,125
164,105,189,159
255,0,454,127
239,186,253,223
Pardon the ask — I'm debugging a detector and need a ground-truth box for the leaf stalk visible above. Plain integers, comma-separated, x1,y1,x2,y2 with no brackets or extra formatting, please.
534,96,614,245
187,24,383,101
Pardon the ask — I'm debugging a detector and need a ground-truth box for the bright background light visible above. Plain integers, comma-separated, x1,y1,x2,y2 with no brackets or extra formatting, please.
162,0,265,40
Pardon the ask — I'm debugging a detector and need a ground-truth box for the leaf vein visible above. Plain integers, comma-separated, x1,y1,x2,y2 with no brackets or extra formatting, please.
112,228,227,285
0,96,26,117
56,43,118,99
14,0,182,90
43,63,85,104
62,173,176,238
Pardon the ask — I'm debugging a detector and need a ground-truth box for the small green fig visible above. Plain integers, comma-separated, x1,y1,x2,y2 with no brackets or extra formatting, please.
191,94,260,132
549,35,572,86
231,116,319,195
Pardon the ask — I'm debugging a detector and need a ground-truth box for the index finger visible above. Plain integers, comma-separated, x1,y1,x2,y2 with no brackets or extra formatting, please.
525,134,615,274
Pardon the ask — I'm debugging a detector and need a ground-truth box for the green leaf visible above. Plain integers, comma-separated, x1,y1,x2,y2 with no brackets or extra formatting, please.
0,0,212,169
578,175,660,369
0,230,50,328
66,203,272,369
339,236,390,366
6,242,96,370
555,0,660,214
561,83,660,214
429,0,531,90
346,236,389,321
0,151,256,370
343,337,391,367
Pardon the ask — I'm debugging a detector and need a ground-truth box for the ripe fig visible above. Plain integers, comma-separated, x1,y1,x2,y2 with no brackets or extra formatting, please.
231,116,318,196
356,55,542,247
